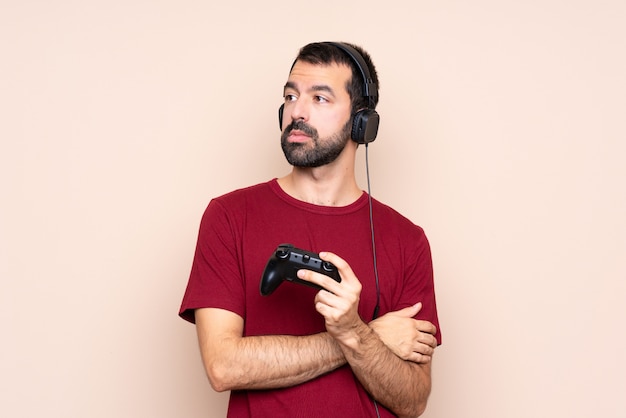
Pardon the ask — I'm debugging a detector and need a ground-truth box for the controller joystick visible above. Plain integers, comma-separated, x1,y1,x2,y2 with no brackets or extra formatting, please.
260,243,342,296
322,261,334,272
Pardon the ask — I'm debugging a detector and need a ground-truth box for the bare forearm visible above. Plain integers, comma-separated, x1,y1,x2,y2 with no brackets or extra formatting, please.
203,332,346,392
338,323,432,417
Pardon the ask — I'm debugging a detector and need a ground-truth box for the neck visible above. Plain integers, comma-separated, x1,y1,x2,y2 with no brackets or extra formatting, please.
277,148,361,206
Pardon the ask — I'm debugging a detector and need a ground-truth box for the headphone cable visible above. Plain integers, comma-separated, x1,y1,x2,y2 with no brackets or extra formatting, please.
365,143,381,321
365,142,381,418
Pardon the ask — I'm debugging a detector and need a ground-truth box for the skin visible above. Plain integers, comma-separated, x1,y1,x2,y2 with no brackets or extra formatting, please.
298,254,435,417
195,60,438,417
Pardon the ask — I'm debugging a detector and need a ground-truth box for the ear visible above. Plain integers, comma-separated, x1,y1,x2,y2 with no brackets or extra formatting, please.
278,104,284,130
351,109,380,144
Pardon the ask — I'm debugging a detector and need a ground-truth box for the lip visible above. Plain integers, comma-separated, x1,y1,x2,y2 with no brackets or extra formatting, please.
287,130,311,143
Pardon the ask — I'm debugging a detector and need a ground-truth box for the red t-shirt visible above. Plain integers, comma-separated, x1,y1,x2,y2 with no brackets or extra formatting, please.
180,179,441,417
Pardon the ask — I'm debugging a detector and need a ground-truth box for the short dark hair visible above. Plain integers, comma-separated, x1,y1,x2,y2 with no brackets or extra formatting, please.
291,42,380,113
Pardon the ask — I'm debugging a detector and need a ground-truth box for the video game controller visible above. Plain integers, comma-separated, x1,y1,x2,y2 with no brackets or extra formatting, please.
260,243,342,296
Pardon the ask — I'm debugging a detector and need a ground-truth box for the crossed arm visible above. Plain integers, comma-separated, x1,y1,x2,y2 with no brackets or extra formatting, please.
196,308,346,392
194,252,437,417
300,251,436,417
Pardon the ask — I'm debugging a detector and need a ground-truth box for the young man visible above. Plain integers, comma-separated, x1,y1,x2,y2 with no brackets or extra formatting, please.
180,42,441,417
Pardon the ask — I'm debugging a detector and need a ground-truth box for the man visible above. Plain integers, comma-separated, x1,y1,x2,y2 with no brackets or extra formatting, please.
180,42,441,417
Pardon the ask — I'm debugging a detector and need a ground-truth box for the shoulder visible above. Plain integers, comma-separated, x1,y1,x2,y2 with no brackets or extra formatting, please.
370,197,430,256
198,180,275,226
371,198,425,234
213,180,275,203
204,180,279,213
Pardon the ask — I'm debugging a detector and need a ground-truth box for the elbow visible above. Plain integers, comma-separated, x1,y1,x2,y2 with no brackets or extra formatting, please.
199,338,246,392
207,377,229,393
204,360,237,393
397,408,424,418
397,396,429,418
411,391,431,417
398,404,427,418
414,400,428,417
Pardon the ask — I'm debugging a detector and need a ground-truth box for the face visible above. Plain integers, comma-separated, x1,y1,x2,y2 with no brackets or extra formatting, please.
280,61,353,168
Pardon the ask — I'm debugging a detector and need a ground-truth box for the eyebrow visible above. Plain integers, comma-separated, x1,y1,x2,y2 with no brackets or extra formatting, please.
283,81,336,97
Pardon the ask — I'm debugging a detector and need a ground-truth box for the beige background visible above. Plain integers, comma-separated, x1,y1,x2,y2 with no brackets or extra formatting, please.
1,1,625,417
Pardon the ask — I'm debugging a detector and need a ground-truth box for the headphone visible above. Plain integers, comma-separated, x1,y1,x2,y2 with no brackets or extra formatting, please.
279,42,380,144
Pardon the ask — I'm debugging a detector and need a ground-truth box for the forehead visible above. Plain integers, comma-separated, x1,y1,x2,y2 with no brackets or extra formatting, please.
285,61,352,95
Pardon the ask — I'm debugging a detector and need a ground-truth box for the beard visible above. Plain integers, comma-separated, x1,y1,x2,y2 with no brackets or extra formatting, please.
280,119,352,168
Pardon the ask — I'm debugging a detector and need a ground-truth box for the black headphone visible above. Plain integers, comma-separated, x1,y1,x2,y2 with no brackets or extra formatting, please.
279,42,380,144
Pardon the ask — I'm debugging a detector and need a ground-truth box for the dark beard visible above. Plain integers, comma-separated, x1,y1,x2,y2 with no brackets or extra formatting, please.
280,119,352,168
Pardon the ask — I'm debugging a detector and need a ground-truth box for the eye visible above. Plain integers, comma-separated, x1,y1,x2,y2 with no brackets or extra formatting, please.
284,94,297,102
314,95,329,103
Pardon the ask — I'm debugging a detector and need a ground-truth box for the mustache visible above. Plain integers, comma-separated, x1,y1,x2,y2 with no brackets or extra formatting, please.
285,120,318,137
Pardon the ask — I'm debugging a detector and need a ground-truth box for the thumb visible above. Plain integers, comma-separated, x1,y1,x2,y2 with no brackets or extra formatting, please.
394,302,422,318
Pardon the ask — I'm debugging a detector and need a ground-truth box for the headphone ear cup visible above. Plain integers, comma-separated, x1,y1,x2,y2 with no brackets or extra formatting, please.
351,109,380,144
278,104,284,130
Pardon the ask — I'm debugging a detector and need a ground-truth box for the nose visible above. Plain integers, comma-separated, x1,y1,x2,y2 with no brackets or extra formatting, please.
288,98,308,123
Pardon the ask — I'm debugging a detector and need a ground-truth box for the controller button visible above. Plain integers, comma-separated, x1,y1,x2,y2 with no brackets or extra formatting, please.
302,254,310,263
322,261,333,271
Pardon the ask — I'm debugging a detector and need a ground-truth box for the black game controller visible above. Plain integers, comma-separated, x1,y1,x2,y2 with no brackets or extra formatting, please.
260,243,342,296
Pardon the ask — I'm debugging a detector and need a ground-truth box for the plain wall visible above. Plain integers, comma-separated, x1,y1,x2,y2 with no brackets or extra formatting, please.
1,1,624,417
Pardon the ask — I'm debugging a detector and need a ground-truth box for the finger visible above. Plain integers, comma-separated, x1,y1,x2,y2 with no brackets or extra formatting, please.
415,320,437,336
413,302,423,315
416,333,438,350
312,252,362,298
319,251,356,283
414,340,436,356
296,268,323,287
408,352,432,364
389,303,421,318
314,284,345,307
296,269,340,294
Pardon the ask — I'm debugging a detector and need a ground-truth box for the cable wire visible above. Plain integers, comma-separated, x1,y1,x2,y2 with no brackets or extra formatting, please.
365,142,381,418
365,143,381,321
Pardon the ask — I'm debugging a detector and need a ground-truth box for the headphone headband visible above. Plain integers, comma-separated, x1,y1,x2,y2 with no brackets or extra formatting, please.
323,42,378,108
